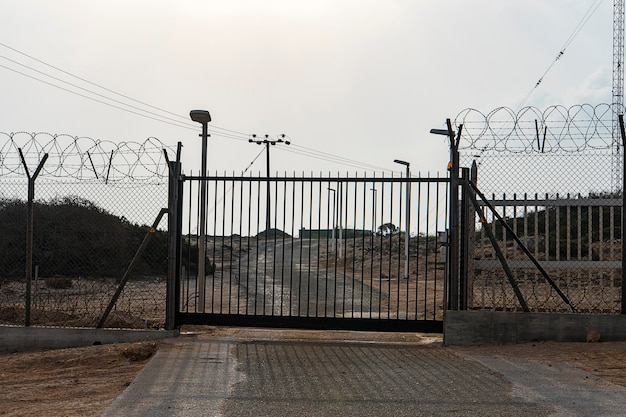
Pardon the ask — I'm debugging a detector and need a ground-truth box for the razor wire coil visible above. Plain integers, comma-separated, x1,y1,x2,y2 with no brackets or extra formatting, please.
453,103,624,153
0,132,174,181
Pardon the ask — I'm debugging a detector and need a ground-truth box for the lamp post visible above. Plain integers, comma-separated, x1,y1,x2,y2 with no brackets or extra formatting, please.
431,119,463,310
328,188,336,253
249,134,290,235
190,109,211,313
394,159,410,280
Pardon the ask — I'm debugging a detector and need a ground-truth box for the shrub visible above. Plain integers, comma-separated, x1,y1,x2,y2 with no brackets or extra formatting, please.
121,341,158,361
45,277,73,289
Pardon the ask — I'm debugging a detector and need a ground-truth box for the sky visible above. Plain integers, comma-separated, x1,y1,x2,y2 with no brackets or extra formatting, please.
0,0,615,178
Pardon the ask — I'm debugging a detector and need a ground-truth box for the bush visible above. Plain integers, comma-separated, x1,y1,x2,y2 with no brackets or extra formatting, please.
0,197,168,279
45,277,73,289
121,341,158,361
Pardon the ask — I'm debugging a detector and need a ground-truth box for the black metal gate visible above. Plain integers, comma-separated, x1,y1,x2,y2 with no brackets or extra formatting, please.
173,174,449,332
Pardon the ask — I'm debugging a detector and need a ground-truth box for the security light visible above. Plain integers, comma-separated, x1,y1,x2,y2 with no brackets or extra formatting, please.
190,110,211,123
429,128,448,136
394,159,409,166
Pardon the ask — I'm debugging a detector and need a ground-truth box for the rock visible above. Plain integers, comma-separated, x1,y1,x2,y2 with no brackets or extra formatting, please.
586,330,601,343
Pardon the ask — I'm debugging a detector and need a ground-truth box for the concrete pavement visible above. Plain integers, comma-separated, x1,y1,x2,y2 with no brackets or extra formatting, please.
103,327,626,417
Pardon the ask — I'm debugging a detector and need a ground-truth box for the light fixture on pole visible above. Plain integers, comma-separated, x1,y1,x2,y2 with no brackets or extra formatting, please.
394,159,410,280
430,119,463,310
190,109,211,313
328,188,336,253
249,134,290,235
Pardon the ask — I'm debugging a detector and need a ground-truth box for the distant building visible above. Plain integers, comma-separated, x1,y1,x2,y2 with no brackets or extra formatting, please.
299,228,372,239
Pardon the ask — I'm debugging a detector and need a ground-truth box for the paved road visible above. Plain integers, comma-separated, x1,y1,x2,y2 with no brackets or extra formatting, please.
100,327,626,417
239,239,381,318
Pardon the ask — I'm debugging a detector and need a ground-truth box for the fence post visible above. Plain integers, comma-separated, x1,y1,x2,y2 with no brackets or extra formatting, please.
166,159,182,330
18,149,48,327
459,167,470,310
467,161,478,309
618,114,626,314
447,119,462,310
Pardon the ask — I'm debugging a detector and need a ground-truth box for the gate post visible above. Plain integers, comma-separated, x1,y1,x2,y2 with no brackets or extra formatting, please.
430,119,463,311
166,159,183,330
447,119,462,311
459,167,470,310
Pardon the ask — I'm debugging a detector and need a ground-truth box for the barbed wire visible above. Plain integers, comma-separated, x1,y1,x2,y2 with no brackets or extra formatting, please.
453,103,624,153
0,132,174,181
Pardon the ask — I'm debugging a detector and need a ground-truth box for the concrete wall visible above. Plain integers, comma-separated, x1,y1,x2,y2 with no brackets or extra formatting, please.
444,310,626,346
0,325,178,353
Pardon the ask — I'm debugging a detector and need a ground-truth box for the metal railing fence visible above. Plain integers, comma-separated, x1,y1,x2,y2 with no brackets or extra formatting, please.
178,174,449,331
470,193,622,313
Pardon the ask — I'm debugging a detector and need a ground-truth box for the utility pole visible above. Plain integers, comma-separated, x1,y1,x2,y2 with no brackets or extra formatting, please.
249,134,290,234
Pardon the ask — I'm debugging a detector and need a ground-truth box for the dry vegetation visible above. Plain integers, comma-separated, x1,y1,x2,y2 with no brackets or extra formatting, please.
0,279,166,328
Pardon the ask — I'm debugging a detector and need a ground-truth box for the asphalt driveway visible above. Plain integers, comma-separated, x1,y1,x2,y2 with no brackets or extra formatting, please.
102,328,626,417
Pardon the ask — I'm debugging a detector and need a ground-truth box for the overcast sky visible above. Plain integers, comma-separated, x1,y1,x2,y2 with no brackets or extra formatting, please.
0,0,614,177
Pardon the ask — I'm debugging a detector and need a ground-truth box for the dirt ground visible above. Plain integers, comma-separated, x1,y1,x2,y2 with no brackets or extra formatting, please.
0,341,157,417
1,331,625,417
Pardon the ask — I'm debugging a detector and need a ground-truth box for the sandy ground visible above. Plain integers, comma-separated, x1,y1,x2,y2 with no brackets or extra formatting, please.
1,329,625,417
0,341,157,417
455,340,626,388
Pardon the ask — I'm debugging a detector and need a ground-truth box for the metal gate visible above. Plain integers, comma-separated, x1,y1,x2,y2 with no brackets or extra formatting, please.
173,174,449,332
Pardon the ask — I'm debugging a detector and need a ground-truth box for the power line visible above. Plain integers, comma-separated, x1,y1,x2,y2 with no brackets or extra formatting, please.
0,41,251,139
288,144,391,172
0,54,204,130
0,41,396,173
0,63,197,131
515,0,605,110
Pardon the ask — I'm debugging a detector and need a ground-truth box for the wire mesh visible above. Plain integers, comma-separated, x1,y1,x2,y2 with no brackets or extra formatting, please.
456,104,623,313
0,133,172,328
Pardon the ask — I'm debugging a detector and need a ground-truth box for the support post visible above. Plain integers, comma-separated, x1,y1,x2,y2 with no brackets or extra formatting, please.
447,119,462,310
266,141,271,234
166,155,182,330
18,149,48,326
459,167,470,310
618,114,626,314
467,161,478,309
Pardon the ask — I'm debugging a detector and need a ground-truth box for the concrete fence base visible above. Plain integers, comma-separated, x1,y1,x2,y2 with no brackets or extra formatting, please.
444,310,626,346
0,325,178,353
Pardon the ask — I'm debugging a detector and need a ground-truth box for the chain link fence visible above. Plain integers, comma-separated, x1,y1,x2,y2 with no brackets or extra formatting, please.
455,104,623,313
0,132,173,328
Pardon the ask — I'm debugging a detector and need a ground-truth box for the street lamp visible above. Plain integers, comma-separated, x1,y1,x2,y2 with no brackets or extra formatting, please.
249,134,290,235
190,109,211,312
394,159,410,280
431,119,463,310
328,188,336,253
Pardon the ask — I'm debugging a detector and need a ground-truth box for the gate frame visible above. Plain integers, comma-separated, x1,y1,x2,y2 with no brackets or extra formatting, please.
168,170,453,333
